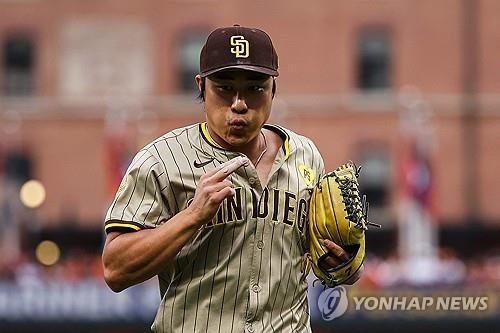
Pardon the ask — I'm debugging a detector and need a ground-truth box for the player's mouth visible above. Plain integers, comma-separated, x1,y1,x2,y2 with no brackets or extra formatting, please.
228,119,248,131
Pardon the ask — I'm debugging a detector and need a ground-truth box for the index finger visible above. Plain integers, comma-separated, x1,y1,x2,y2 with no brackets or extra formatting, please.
323,239,350,261
209,156,249,181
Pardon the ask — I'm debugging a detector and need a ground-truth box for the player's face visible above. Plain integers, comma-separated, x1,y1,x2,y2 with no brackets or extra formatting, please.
197,70,274,149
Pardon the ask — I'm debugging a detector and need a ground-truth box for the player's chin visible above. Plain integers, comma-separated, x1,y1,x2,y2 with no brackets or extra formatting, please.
226,130,254,146
226,136,250,148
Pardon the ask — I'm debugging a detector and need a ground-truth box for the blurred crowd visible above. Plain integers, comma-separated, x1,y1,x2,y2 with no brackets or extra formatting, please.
0,250,104,287
0,246,499,289
358,247,500,289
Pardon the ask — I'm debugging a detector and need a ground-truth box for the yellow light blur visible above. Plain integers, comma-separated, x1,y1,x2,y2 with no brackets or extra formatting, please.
35,240,61,266
20,180,46,208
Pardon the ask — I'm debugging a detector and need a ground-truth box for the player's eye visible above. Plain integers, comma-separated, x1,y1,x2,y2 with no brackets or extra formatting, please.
250,85,265,93
216,85,233,92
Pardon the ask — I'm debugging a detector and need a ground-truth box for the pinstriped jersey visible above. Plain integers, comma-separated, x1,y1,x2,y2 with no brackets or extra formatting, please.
104,122,324,333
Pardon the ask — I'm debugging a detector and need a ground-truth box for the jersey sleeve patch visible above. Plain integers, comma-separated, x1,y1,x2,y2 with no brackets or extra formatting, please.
104,149,170,232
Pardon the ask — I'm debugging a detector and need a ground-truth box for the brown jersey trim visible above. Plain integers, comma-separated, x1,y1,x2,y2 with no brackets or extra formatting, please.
199,122,223,149
263,124,291,160
104,220,153,233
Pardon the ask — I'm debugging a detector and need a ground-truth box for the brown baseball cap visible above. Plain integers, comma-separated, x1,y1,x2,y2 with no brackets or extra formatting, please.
199,25,279,77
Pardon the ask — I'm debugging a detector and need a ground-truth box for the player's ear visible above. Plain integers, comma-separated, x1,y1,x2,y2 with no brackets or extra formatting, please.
195,75,203,90
195,75,205,102
271,77,276,99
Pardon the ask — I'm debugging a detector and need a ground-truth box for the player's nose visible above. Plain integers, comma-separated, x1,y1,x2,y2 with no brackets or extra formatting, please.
231,93,248,114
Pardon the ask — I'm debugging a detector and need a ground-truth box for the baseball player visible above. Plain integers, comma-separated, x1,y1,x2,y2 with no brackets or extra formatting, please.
102,25,360,333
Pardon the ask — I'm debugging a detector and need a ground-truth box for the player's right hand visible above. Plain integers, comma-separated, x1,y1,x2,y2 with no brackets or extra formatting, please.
185,156,249,226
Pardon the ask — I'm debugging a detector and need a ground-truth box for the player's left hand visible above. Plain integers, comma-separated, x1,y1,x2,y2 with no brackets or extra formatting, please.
322,239,364,285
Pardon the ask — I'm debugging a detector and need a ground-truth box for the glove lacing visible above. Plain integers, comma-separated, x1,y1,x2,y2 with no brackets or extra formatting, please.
336,162,381,229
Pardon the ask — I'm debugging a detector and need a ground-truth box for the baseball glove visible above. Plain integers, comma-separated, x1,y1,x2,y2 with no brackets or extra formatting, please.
308,161,379,287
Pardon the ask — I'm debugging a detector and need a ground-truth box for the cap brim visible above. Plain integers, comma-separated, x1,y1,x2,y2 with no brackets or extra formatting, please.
200,65,279,77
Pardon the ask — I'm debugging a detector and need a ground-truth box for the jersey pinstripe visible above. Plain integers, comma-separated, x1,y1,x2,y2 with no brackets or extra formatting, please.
104,122,324,333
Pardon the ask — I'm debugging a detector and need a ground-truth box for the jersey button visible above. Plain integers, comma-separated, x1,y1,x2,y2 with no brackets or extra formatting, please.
252,284,261,293
248,177,257,186
257,241,264,249
246,324,254,333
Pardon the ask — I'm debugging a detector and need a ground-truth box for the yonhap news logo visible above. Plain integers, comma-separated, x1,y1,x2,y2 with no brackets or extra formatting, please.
317,288,493,321
317,286,348,321
352,295,489,312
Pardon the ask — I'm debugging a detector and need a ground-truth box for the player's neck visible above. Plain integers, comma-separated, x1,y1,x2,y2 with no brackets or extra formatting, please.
231,131,267,167
206,126,266,164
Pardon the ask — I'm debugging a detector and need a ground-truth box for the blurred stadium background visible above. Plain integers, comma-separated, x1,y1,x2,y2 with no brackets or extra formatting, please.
0,0,499,332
